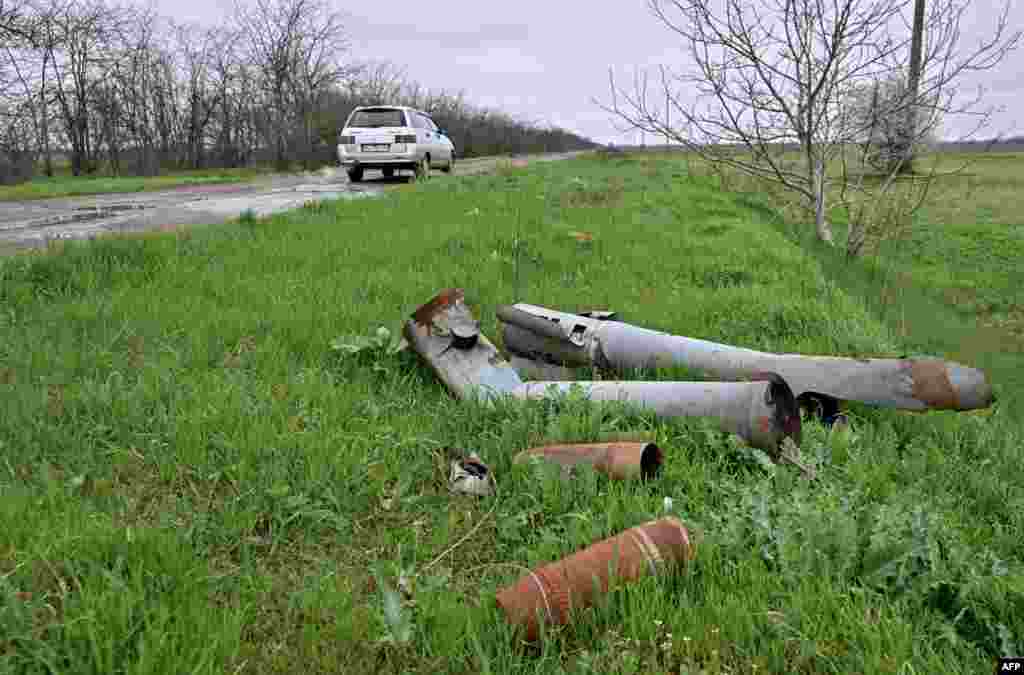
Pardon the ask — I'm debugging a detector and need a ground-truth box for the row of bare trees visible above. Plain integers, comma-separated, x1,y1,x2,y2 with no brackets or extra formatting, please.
0,0,594,184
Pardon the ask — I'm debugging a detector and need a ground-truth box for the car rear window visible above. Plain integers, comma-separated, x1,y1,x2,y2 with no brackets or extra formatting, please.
348,109,407,128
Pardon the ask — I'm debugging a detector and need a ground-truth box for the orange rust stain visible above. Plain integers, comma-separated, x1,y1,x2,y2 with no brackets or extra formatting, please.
909,359,959,410
411,288,464,326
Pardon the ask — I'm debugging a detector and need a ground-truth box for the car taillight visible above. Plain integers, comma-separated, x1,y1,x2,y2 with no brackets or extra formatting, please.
339,135,355,144
395,135,416,144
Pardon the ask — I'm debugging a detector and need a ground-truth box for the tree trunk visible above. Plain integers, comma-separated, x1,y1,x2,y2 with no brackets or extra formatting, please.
813,156,834,244
41,54,53,178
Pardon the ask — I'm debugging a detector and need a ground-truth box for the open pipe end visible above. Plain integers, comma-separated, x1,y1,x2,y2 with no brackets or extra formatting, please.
749,371,803,448
640,442,663,481
796,392,843,427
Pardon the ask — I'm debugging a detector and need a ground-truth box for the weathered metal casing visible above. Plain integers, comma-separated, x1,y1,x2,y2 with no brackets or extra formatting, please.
514,376,800,453
514,442,664,480
403,288,524,401
404,290,802,454
498,304,994,412
495,517,693,641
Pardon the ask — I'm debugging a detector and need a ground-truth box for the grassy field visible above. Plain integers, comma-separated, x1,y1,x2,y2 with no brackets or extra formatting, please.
0,167,271,202
0,153,1021,674
868,153,1024,337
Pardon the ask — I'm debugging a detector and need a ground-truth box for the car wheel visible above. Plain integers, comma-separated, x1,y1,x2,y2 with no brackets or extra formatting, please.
382,168,394,178
414,156,430,181
347,168,363,183
441,155,454,174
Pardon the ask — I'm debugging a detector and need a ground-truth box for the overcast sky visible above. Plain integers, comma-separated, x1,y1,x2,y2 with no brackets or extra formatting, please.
161,0,1021,144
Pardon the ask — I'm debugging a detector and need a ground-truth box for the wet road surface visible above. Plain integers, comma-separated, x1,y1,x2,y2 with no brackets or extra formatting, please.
0,152,587,254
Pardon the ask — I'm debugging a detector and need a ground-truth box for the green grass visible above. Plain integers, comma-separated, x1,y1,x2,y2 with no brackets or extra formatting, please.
1,155,1021,674
0,167,270,201
871,153,1024,335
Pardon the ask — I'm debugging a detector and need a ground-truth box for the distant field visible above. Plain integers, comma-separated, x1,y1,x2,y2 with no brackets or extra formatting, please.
870,152,1024,337
0,154,1020,674
0,167,270,201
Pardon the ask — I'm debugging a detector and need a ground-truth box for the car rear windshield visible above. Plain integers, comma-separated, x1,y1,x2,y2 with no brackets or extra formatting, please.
347,109,407,128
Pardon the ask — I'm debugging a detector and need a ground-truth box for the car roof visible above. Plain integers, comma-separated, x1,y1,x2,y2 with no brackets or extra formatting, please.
350,105,432,117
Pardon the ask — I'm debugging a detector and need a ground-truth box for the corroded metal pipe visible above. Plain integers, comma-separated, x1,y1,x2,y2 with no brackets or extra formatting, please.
403,288,523,400
498,303,994,412
495,517,693,641
514,442,663,480
514,376,800,453
403,289,801,454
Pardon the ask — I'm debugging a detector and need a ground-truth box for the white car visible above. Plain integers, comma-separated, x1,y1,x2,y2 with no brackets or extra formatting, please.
337,105,456,182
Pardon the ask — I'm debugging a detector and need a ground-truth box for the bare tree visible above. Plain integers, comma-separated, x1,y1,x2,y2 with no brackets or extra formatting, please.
38,0,130,175
1,0,50,177
169,21,222,169
601,0,1021,251
205,27,249,167
235,0,351,170
0,0,34,42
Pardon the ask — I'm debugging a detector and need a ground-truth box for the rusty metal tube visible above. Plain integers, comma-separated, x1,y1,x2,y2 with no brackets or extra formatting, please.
499,303,994,412
404,289,801,454
514,442,663,480
403,289,524,401
495,517,693,641
511,377,800,453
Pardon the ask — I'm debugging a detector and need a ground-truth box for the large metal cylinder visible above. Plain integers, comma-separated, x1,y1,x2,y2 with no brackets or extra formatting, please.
403,290,801,454
512,375,800,453
498,303,994,412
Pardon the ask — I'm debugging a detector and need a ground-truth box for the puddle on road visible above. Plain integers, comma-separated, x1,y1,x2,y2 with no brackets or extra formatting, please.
274,184,382,197
2,181,386,249
75,203,149,214
11,203,150,231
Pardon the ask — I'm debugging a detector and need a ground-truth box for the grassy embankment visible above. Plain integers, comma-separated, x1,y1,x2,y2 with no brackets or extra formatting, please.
0,153,1021,674
0,167,271,202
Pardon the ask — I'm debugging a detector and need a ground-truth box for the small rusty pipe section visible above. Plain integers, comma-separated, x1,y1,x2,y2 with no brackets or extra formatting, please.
512,375,800,454
514,442,664,480
499,303,994,412
495,517,693,641
405,290,801,454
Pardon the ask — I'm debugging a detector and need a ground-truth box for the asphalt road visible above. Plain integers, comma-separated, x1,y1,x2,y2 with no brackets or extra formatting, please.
0,151,587,253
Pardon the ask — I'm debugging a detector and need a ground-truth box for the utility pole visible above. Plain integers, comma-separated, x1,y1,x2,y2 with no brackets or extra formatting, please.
904,0,926,173
665,89,671,148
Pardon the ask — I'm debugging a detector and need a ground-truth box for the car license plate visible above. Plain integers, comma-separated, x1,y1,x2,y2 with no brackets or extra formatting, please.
362,144,389,152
